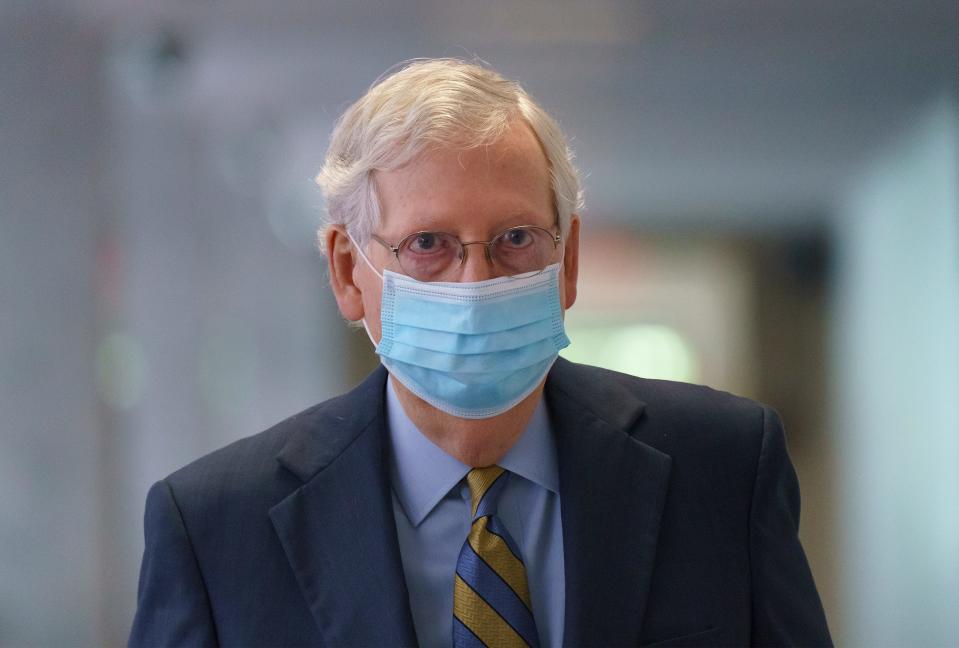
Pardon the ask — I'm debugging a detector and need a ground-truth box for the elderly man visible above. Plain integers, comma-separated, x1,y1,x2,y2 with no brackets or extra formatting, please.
130,59,832,647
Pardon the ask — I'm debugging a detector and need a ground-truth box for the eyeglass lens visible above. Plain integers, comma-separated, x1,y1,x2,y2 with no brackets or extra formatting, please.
396,226,557,281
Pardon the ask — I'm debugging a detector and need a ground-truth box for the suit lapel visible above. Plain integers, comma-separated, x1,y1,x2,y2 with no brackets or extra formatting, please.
266,359,670,645
268,367,418,646
546,359,673,646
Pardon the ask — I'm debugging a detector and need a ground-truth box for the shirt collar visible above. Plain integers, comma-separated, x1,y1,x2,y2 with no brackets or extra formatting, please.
386,379,559,528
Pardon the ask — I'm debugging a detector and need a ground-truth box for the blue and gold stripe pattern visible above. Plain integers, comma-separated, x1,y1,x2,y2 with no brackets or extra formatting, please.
453,466,540,648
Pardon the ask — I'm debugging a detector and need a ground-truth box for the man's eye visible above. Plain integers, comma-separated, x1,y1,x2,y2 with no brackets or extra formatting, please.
410,233,439,253
502,229,532,248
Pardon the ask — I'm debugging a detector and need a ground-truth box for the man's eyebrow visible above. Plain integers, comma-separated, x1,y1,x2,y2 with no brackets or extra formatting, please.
389,210,548,235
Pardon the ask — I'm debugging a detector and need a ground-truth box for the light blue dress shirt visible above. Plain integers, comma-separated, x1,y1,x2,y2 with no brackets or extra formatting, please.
386,380,565,648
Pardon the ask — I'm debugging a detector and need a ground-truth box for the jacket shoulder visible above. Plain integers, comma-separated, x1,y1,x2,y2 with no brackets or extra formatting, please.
555,359,769,427
551,359,773,459
162,366,389,502
161,399,328,508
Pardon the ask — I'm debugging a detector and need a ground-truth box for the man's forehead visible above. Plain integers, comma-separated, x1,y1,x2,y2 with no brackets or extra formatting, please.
375,160,551,231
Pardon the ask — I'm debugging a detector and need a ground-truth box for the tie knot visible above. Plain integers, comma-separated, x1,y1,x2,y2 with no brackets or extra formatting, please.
466,465,507,520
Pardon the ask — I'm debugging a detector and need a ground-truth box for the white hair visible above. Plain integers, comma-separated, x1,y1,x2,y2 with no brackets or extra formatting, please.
315,58,583,249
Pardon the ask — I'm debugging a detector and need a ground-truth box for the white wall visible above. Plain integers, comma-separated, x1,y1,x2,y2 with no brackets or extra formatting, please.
833,95,959,647
0,12,105,645
0,10,362,644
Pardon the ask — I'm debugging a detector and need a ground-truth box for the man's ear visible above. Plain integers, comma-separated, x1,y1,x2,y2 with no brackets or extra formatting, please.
562,215,580,310
325,226,366,321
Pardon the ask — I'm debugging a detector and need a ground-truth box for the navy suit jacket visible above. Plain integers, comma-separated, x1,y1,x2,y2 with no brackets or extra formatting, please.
130,359,832,647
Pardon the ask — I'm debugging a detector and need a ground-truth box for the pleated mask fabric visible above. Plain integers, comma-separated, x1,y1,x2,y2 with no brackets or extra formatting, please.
376,263,570,419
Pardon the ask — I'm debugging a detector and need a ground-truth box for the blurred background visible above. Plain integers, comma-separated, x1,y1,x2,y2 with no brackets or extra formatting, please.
2,0,957,645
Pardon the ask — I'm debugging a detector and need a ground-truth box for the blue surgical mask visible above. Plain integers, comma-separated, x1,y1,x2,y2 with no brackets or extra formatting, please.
351,237,570,419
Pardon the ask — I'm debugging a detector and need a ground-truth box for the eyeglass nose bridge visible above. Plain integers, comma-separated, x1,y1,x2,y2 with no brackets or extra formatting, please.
457,239,496,266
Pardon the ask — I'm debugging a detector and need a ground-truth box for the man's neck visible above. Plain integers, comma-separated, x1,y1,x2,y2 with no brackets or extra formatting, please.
389,375,545,467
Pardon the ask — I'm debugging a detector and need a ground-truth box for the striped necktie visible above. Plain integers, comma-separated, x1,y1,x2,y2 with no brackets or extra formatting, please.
453,466,540,648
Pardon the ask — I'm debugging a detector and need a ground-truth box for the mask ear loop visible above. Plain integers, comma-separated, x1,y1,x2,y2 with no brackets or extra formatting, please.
345,231,384,347
346,232,384,280
360,318,378,348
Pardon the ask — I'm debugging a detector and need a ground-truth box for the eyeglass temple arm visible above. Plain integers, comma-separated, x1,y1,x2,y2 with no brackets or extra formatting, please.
370,233,401,256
